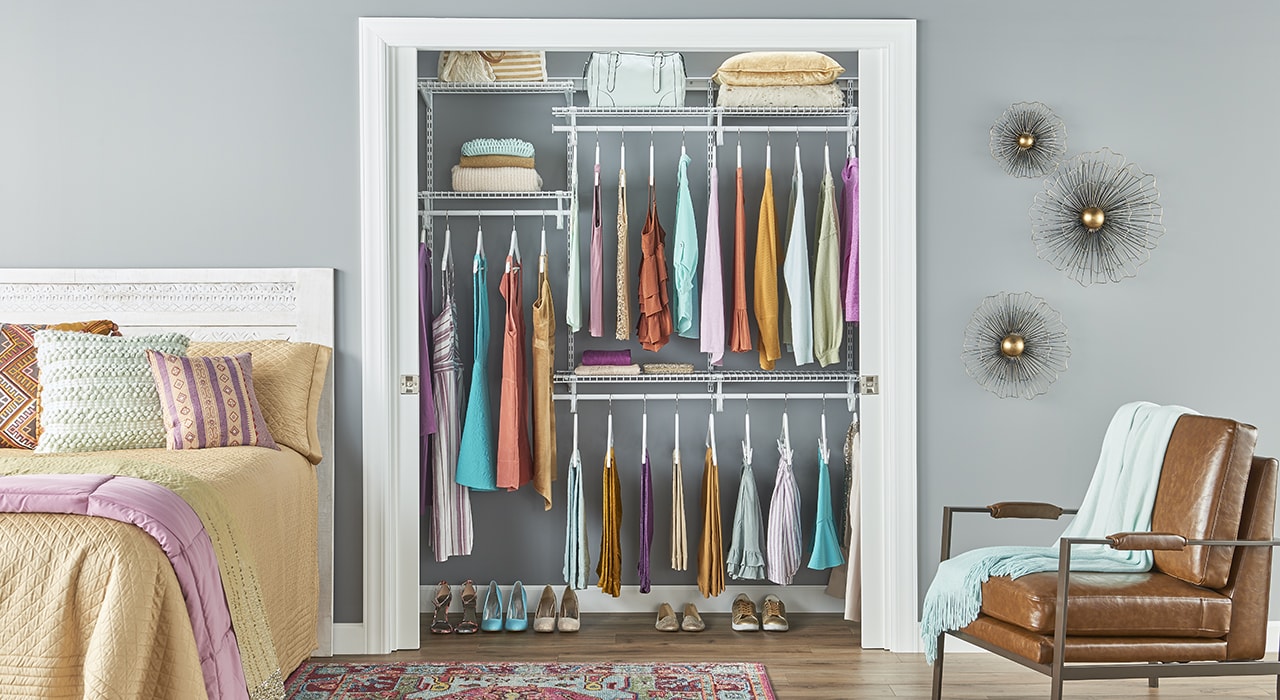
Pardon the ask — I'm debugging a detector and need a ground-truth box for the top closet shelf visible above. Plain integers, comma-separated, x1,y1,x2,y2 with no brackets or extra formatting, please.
419,190,573,200
418,79,575,94
551,105,856,118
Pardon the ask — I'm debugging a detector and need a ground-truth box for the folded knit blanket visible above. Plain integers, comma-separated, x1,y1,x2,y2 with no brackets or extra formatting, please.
451,166,543,193
461,138,535,158
717,83,846,109
459,154,535,169
641,363,696,374
573,364,641,376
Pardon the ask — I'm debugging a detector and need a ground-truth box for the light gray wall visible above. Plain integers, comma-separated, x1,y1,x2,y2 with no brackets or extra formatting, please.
3,1,1277,627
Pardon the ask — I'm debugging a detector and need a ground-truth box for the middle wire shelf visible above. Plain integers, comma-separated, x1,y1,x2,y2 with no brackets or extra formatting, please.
554,369,860,412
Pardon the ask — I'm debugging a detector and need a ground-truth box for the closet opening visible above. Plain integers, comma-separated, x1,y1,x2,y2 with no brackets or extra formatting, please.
358,17,917,656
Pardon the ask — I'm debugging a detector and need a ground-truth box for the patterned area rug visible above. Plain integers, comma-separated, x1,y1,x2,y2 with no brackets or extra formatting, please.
284,661,775,699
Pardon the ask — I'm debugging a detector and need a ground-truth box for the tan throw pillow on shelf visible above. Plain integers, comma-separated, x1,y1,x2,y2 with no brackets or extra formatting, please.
188,339,331,465
713,51,845,86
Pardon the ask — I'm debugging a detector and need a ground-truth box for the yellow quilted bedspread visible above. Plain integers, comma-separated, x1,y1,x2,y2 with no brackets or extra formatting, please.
0,446,318,699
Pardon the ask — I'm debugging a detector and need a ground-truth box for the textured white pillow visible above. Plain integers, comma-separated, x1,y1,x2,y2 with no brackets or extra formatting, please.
34,331,190,453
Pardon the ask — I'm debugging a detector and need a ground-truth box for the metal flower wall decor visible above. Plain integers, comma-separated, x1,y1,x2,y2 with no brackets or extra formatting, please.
990,102,1067,178
1030,148,1165,286
962,292,1070,400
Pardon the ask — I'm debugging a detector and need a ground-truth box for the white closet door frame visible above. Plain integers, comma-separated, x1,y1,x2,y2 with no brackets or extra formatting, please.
358,17,917,655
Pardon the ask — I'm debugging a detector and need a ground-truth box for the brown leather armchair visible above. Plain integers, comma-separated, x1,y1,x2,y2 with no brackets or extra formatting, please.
931,415,1280,699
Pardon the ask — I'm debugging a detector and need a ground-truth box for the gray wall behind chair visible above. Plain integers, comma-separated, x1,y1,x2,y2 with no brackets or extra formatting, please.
3,1,1276,626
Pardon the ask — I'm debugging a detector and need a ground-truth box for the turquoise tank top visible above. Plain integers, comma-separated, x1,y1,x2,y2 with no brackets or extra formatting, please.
456,250,497,491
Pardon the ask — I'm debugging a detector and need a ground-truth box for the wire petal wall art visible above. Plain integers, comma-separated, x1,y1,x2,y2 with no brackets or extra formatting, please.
989,102,1067,178
962,291,1070,400
1030,148,1164,286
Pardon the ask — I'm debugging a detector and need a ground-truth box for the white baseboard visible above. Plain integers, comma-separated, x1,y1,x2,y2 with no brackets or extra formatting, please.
418,583,845,615
332,623,367,655
919,620,1280,655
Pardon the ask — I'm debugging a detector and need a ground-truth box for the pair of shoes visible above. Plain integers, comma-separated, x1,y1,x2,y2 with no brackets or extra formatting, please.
533,585,582,633
430,581,453,634
731,593,789,632
654,602,704,632
480,580,530,632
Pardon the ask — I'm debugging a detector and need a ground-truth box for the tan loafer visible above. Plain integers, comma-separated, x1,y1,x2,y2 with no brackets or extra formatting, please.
533,584,557,633
557,586,580,633
681,603,705,632
761,594,789,632
655,602,679,632
731,593,760,631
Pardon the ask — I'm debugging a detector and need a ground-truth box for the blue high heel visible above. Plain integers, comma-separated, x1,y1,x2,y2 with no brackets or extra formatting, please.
504,580,529,632
480,580,503,632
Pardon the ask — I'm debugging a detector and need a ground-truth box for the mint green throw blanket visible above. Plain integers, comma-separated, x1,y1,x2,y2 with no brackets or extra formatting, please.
921,401,1193,663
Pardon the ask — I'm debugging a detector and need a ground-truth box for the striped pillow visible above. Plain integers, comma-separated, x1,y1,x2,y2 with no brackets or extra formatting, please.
487,51,547,82
146,350,278,451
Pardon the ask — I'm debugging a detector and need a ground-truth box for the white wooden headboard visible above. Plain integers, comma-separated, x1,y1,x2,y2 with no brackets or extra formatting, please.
0,267,336,657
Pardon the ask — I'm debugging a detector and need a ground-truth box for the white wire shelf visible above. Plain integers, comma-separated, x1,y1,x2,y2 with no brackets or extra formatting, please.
419,190,572,200
552,105,856,119
554,370,857,383
554,369,860,411
418,79,575,94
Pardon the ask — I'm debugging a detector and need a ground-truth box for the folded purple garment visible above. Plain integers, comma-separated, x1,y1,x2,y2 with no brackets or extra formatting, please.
581,349,632,366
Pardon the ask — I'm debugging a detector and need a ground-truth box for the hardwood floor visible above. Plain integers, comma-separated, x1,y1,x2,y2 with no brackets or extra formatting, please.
333,613,1276,698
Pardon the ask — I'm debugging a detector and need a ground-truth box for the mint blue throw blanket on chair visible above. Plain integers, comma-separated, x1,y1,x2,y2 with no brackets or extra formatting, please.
921,401,1193,663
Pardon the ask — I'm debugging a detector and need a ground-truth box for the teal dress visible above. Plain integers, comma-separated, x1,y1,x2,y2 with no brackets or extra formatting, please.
672,152,700,338
456,250,497,491
807,442,846,570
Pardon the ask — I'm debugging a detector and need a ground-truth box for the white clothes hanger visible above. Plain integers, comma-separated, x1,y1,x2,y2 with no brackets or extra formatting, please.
607,395,614,450
674,396,681,448
736,130,742,169
819,394,830,462
473,214,484,273
594,129,600,167
441,212,453,273
538,215,547,273
824,135,832,176
621,139,626,167
766,128,772,171
648,129,655,187
681,126,687,158
506,215,519,272
794,131,802,175
573,412,579,450
641,396,648,461
742,397,753,465
707,412,718,466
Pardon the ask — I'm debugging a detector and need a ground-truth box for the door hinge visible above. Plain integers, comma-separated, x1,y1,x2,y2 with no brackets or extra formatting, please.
399,374,420,395
859,375,880,395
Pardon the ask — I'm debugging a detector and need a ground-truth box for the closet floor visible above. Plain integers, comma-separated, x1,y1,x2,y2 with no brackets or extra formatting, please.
327,613,1274,698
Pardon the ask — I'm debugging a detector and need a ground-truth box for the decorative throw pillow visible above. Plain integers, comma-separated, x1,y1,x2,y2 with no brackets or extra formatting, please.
34,331,189,453
188,340,331,464
0,320,119,449
713,51,845,87
146,350,278,451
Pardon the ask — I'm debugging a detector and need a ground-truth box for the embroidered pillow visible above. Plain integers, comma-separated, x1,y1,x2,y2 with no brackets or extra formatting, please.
146,350,278,451
34,331,189,453
0,320,119,449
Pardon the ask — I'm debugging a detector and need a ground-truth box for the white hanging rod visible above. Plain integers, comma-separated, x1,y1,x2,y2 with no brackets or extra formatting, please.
555,391,853,414
552,124,848,134
425,208,568,228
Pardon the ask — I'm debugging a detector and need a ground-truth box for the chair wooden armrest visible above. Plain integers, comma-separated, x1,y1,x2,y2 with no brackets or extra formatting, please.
988,501,1069,520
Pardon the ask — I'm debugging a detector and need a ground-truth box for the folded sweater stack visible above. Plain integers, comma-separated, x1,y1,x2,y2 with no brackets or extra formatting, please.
713,52,847,109
452,138,543,192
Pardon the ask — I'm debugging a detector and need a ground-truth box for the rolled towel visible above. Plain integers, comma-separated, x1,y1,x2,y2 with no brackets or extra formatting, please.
573,363,642,376
461,137,535,158
451,165,543,193
459,154,535,169
717,83,846,109
581,349,632,366
641,363,696,374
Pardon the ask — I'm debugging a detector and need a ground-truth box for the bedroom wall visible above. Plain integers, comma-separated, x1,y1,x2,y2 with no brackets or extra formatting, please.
2,1,1276,627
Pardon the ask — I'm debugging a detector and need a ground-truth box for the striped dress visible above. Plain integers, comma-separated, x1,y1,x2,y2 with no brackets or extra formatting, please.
428,248,473,560
766,415,802,585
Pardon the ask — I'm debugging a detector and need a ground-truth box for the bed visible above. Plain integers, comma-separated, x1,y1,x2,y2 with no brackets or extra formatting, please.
0,268,335,699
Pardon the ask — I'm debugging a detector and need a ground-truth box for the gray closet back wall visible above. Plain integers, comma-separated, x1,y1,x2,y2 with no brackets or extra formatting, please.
419,50,861,590
3,1,1276,626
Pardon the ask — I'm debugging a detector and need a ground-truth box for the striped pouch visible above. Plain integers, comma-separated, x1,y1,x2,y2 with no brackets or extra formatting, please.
484,51,547,82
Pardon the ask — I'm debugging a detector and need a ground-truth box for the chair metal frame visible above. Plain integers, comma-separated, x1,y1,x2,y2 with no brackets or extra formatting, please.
931,503,1280,700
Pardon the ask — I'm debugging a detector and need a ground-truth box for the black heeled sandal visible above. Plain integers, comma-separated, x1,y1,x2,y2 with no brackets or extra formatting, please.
430,580,453,634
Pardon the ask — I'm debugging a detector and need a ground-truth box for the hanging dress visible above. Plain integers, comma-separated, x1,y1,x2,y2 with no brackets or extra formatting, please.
456,248,497,492
728,154,752,353
766,413,802,585
841,155,861,323
696,414,725,598
638,411,654,593
807,412,846,570
616,154,632,340
428,241,473,560
531,248,557,509
812,156,843,368
672,152,700,339
496,253,533,491
636,179,673,351
826,415,862,621
726,414,766,580
781,153,814,366
563,414,590,589
596,412,622,597
418,242,439,515
589,158,604,337
700,153,724,364
753,163,781,370
670,412,688,571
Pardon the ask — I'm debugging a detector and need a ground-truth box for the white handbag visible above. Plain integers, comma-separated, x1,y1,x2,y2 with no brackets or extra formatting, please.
584,52,686,108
